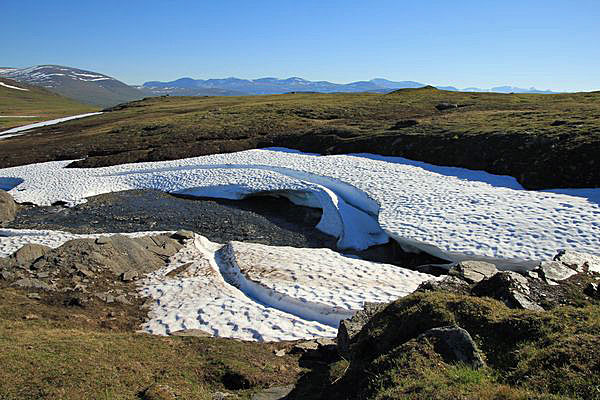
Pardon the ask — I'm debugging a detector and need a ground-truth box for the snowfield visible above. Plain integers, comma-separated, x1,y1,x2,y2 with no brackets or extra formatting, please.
1,147,599,341
0,112,103,140
0,229,432,341
0,148,598,264
141,234,432,340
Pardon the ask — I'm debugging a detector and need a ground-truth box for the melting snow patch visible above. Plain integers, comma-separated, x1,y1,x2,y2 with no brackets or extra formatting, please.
0,81,29,91
0,149,598,263
0,112,103,140
141,235,339,340
141,234,431,340
218,241,432,327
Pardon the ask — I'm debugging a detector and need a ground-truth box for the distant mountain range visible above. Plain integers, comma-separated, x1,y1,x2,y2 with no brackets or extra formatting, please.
0,64,561,108
141,76,559,96
0,65,145,107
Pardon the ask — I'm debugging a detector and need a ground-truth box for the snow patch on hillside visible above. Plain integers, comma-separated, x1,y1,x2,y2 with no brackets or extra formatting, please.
0,112,103,140
0,81,29,91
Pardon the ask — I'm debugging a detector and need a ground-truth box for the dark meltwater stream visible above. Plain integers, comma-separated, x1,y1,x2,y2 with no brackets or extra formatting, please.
7,189,445,269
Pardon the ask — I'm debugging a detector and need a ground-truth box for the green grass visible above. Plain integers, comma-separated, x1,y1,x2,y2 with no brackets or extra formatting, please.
0,78,97,130
0,289,302,400
291,292,600,400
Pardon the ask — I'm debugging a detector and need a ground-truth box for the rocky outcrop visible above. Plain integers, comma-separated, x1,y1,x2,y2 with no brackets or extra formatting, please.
0,190,16,226
415,249,600,312
435,102,459,111
27,234,183,277
448,260,498,283
554,249,600,273
0,234,183,302
337,302,386,357
472,271,543,311
416,275,471,295
417,325,485,369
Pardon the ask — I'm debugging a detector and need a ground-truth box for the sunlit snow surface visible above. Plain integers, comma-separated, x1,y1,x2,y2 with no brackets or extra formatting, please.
141,234,432,340
0,228,432,341
0,112,103,139
0,81,29,91
0,148,598,263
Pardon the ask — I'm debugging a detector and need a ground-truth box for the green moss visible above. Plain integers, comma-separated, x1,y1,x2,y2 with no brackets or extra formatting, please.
295,292,600,400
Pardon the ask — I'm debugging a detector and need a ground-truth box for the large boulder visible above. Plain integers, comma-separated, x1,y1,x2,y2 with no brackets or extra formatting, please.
11,244,52,266
0,190,16,226
472,271,543,311
337,302,386,357
538,260,577,284
449,260,498,283
416,275,471,295
554,250,600,274
417,325,485,369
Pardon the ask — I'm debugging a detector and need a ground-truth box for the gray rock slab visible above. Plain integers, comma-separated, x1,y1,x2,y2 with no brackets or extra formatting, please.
449,260,498,283
539,261,577,283
0,190,16,227
252,385,294,400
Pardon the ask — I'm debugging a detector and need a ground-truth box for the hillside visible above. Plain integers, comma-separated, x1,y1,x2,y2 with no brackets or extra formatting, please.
0,65,146,107
0,87,598,189
0,77,97,131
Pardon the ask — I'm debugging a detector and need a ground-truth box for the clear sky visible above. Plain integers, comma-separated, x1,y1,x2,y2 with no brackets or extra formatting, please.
2,0,599,91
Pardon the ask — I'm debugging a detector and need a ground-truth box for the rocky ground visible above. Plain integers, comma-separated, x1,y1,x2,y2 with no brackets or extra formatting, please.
8,190,335,249
6,189,443,268
1,188,600,399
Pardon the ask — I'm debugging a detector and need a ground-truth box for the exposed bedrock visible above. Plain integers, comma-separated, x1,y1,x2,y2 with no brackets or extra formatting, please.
0,190,16,226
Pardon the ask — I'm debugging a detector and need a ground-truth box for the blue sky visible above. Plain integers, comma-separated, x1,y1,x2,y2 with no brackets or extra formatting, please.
2,0,599,91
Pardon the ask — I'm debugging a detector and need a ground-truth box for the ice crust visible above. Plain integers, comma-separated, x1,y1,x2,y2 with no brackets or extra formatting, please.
0,148,598,263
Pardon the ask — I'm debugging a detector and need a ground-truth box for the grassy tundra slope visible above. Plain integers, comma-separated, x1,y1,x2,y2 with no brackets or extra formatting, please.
0,77,97,131
0,288,303,400
0,87,598,189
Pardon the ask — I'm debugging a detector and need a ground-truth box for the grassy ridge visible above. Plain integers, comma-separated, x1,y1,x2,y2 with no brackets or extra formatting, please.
0,289,302,400
0,78,97,130
289,292,600,400
0,88,599,188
